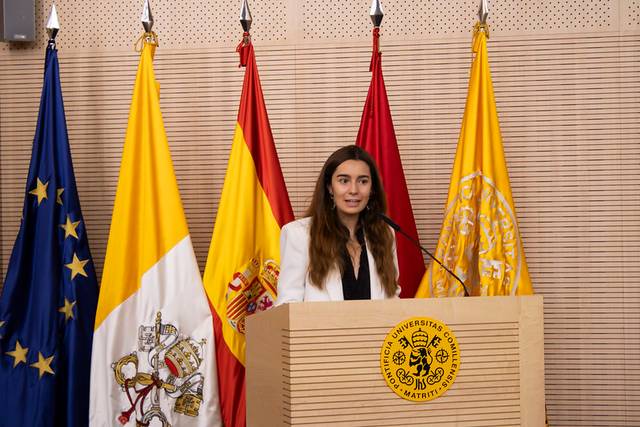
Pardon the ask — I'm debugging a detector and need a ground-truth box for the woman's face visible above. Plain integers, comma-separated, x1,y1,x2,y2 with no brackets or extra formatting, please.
328,159,372,222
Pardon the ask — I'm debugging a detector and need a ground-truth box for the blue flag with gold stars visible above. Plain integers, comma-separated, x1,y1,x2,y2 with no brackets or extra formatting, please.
0,45,98,426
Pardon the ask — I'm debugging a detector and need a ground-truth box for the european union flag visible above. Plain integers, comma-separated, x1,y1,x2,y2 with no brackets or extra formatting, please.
0,45,98,426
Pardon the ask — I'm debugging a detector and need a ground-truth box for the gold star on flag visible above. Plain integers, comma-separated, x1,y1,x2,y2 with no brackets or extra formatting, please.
6,340,29,368
65,253,89,280
56,188,65,205
29,178,49,205
59,215,81,240
0,320,5,338
58,298,76,322
30,352,55,378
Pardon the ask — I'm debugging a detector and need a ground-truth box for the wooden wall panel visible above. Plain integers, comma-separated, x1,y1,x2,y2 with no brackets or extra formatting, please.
1,0,639,425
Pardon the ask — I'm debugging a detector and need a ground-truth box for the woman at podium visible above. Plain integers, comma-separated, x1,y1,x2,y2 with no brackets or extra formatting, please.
276,145,400,303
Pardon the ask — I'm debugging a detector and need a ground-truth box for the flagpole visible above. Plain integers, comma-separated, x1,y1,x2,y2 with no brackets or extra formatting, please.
237,0,252,67
46,4,59,47
476,0,490,37
370,0,383,52
140,0,157,46
478,0,489,25
240,0,252,33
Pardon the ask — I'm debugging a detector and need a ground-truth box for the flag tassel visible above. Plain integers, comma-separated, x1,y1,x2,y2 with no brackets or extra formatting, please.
118,378,159,425
369,27,380,72
236,32,251,67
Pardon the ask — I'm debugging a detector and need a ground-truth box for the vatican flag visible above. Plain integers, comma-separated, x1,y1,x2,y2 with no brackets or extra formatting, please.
416,25,533,298
89,39,221,426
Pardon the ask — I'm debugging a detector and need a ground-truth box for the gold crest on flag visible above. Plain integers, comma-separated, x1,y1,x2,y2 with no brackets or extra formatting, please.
226,257,278,334
427,172,523,297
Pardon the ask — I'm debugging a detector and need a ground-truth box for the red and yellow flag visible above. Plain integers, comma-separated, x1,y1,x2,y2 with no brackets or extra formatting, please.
416,25,533,297
356,28,426,297
203,38,294,427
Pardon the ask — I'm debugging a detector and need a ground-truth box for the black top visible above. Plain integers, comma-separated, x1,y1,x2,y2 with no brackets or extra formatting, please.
341,227,371,300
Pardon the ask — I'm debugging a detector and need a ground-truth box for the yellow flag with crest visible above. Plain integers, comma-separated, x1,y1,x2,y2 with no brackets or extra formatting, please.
416,25,533,298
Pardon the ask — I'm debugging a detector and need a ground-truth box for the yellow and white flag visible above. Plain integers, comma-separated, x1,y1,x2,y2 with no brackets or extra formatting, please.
89,39,221,426
417,25,533,298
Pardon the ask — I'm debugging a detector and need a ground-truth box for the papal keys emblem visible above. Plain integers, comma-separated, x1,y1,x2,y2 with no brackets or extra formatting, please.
226,257,279,334
112,312,206,426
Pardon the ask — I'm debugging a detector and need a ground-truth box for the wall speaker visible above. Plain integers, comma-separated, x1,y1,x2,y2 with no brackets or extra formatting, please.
0,0,35,42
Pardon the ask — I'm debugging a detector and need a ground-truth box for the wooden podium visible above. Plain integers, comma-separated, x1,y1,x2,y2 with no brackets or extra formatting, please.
246,296,545,426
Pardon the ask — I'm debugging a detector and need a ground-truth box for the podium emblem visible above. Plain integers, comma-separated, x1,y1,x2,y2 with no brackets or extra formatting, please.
380,317,460,402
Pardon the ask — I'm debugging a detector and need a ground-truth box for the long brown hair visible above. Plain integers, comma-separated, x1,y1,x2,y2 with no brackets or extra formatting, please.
305,145,398,297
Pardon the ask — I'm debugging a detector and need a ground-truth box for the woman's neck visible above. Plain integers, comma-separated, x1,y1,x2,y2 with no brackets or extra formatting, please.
338,212,360,239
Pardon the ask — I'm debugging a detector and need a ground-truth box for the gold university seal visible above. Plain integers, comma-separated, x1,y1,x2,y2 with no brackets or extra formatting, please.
428,171,523,297
380,317,460,402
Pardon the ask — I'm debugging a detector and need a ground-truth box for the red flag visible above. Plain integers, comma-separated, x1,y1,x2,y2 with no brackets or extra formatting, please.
356,28,425,297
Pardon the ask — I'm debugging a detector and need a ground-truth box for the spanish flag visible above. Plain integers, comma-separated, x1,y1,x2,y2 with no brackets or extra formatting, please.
89,39,222,426
416,25,533,298
203,38,294,426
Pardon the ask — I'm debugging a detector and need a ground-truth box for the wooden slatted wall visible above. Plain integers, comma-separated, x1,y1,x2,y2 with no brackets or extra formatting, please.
1,0,638,425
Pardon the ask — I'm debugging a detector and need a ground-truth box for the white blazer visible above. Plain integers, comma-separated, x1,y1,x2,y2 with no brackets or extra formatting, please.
276,217,400,305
